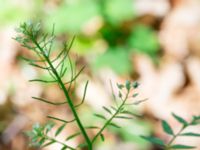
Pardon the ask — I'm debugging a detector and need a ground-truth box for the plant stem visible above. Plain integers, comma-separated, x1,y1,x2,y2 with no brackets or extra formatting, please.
32,38,92,150
165,126,186,150
44,135,76,150
92,91,129,143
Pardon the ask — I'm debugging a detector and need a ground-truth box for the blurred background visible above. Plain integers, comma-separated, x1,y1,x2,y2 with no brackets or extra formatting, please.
0,0,200,149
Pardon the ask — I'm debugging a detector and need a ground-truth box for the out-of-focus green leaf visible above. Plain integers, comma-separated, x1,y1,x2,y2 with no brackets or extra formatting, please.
93,47,132,75
0,0,32,26
111,119,152,150
128,25,160,56
44,1,99,34
104,0,135,24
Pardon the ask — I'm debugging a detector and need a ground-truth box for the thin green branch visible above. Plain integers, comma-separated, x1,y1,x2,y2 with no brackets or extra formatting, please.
30,35,92,149
47,115,75,123
92,91,129,143
32,97,68,105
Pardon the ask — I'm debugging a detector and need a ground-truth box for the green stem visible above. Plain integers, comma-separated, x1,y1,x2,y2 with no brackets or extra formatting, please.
92,91,129,143
44,135,75,150
32,39,92,150
165,126,187,150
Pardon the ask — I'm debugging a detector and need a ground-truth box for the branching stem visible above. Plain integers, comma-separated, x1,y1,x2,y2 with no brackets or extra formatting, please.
31,37,92,150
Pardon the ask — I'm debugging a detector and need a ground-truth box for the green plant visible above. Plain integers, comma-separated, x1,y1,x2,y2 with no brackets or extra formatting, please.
141,113,200,150
14,21,143,150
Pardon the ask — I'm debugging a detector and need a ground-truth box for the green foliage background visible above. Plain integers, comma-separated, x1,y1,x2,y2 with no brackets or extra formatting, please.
0,0,162,149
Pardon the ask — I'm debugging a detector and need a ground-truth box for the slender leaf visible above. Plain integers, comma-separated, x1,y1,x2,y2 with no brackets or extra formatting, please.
64,66,85,84
29,62,51,70
55,124,66,137
141,136,165,146
45,121,55,133
170,144,196,149
108,122,121,128
77,143,87,149
117,83,124,89
94,114,106,120
125,80,131,91
66,132,81,141
115,116,133,119
47,115,75,124
103,106,112,115
29,79,57,83
132,93,139,98
180,132,200,137
42,140,56,147
100,134,105,142
85,126,100,129
32,97,68,105
38,137,46,146
172,113,188,126
74,80,89,108
162,120,174,135
132,98,148,105
132,81,139,88
121,110,142,118
118,91,122,98
61,145,67,150
110,106,117,111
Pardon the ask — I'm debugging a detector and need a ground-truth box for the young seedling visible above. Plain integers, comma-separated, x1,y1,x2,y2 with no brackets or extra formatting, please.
14,21,143,150
141,113,200,150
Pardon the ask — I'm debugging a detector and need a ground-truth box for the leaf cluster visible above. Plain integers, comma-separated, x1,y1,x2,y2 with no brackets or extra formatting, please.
141,113,200,150
15,21,144,150
26,122,76,150
92,80,145,143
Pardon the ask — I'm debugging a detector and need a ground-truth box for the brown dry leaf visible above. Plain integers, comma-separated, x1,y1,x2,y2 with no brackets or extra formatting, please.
159,0,200,60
